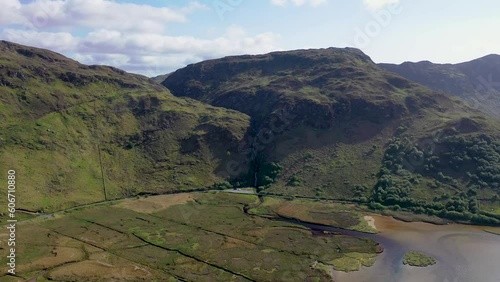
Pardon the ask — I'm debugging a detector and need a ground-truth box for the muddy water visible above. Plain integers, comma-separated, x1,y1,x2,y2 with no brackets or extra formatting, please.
303,216,500,282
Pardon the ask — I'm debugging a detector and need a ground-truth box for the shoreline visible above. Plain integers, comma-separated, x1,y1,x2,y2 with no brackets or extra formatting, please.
363,216,378,231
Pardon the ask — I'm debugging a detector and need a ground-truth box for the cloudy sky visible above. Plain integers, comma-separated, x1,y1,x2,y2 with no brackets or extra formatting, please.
1,0,499,76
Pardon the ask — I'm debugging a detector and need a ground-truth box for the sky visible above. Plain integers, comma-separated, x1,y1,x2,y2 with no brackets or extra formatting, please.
1,0,499,76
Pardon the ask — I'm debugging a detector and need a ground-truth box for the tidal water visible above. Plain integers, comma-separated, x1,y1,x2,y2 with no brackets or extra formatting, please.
302,216,500,282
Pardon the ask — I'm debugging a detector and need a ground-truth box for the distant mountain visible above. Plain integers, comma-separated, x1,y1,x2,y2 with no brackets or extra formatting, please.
151,73,171,84
0,40,250,212
162,48,500,224
379,55,500,118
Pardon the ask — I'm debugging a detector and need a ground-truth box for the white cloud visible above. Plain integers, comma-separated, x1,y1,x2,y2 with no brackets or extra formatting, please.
0,0,205,32
363,0,400,10
75,26,280,58
2,29,77,52
0,0,23,25
0,0,282,76
1,26,281,76
271,0,327,7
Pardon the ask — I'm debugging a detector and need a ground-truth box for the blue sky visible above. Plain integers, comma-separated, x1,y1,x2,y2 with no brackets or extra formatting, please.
1,0,499,76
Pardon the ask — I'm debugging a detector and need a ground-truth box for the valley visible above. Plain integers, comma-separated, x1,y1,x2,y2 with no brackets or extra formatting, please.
0,41,500,281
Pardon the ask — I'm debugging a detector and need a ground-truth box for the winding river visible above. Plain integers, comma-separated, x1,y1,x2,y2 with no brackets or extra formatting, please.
302,216,500,282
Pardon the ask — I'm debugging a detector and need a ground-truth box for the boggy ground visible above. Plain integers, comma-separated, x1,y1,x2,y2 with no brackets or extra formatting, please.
0,192,381,282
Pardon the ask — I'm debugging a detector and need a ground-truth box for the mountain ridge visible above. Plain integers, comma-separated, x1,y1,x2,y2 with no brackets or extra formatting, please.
379,54,500,118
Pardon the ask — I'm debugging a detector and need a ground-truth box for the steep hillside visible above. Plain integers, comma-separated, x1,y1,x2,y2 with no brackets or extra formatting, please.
0,41,251,212
379,55,500,118
163,48,500,224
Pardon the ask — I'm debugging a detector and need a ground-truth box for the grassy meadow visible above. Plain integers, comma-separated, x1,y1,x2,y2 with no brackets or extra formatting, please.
0,192,382,282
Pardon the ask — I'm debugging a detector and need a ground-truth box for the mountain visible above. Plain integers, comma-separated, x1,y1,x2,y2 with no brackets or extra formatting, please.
379,55,500,118
1,41,499,224
0,40,251,212
162,48,500,224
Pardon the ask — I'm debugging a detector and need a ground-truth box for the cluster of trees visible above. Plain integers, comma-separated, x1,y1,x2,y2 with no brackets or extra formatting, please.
369,135,500,225
211,181,234,190
439,135,500,190
211,161,283,195
377,135,500,187
371,137,426,208
255,162,282,193
377,135,500,192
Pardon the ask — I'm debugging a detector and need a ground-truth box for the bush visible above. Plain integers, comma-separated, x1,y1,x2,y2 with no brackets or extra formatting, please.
369,201,385,210
287,175,303,187
391,204,401,211
258,162,282,186
212,181,233,190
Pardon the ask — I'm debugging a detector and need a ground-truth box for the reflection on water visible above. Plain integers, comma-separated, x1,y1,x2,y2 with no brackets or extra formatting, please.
305,216,500,282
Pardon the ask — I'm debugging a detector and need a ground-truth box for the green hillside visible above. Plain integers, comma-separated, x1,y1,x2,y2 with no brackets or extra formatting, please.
163,48,500,224
0,41,251,212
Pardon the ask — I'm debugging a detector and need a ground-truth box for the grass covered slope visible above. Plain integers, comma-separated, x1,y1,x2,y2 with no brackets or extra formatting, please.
162,48,500,224
0,41,251,212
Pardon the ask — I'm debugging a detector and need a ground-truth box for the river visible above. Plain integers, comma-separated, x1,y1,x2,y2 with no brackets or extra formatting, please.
300,215,500,282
